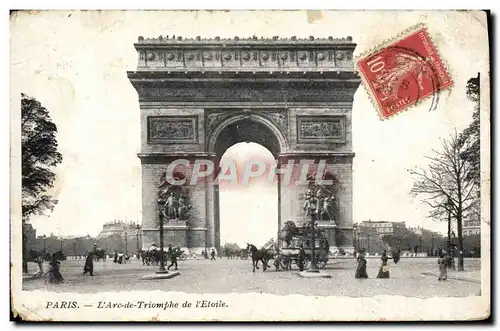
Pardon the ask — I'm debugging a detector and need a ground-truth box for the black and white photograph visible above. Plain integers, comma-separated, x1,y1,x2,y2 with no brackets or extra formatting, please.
10,10,490,321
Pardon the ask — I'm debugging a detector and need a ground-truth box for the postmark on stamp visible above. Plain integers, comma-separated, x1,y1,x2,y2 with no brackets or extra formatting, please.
356,24,453,119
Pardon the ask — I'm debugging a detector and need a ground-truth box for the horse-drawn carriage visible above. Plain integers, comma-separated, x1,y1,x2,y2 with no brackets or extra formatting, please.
274,221,330,270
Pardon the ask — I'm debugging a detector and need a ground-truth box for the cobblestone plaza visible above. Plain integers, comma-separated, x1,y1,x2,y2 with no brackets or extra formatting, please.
23,257,481,297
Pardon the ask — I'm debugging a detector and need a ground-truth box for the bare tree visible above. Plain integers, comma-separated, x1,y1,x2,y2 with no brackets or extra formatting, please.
409,133,478,271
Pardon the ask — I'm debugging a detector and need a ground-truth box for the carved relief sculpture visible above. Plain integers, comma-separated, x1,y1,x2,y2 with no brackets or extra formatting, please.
148,116,198,144
297,116,346,144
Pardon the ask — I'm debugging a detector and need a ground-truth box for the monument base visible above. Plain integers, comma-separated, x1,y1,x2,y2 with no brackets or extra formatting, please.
297,271,332,278
141,271,180,280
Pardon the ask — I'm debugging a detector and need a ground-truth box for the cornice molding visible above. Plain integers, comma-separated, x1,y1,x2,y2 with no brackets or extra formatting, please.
137,152,217,164
135,35,356,46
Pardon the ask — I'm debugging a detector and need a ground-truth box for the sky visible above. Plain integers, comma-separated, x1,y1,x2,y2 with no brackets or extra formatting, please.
10,10,488,246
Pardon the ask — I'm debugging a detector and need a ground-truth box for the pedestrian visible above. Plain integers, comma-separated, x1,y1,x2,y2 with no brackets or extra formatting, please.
83,252,94,276
48,254,64,284
438,251,447,281
35,255,44,276
355,248,368,279
376,250,390,278
113,250,118,263
167,247,178,271
210,249,216,260
298,244,306,271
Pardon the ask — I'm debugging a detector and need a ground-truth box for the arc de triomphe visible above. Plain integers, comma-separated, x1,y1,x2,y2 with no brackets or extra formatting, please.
127,35,361,254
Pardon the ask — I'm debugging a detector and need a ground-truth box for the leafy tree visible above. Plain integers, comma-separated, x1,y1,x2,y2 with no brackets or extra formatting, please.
457,74,481,223
224,242,241,251
21,93,62,272
409,133,478,271
458,74,480,187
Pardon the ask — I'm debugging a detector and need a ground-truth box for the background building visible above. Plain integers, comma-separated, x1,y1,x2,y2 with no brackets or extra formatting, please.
97,220,141,239
24,220,143,257
96,220,142,254
354,220,447,255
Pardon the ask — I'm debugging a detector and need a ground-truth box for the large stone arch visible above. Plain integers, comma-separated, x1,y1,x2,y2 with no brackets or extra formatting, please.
208,113,288,157
128,35,361,254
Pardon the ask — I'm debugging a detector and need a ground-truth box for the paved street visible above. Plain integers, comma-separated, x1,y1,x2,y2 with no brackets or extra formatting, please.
23,257,481,297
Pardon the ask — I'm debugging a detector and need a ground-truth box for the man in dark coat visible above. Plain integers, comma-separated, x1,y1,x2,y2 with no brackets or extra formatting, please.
83,252,94,276
167,245,178,271
210,249,216,261
298,245,306,271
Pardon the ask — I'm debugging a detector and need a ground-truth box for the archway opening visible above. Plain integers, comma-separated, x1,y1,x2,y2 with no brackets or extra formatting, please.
211,116,285,251
218,142,277,249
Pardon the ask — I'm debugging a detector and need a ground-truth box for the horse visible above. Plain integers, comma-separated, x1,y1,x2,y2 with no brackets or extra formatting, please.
140,250,153,265
26,250,63,276
246,243,272,272
29,249,65,262
92,248,106,262
28,249,50,263
222,246,235,259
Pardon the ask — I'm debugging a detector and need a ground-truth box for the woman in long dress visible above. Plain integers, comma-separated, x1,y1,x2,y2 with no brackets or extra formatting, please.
355,249,368,279
438,252,447,281
377,250,390,278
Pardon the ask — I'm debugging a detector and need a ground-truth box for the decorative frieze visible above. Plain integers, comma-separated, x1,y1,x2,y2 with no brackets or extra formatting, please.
136,82,358,103
297,116,346,144
147,116,198,144
134,36,357,71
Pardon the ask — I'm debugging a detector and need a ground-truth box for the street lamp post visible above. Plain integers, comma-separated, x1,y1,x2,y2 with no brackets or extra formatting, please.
60,239,63,254
124,232,128,257
451,231,456,269
431,235,434,256
306,191,319,273
43,235,47,253
136,224,140,256
353,225,358,255
356,232,360,253
157,211,167,273
367,233,370,254
73,241,76,257
446,197,452,254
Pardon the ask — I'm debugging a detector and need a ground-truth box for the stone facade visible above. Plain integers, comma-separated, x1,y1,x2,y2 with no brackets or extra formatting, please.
97,220,140,239
127,36,361,254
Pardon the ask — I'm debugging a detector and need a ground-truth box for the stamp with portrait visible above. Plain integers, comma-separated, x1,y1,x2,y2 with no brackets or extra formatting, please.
357,24,453,119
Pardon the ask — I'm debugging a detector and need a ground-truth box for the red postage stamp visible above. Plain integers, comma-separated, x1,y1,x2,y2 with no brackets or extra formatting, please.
357,24,453,119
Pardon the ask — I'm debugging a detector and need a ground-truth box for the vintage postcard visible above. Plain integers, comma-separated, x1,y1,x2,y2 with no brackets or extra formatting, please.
10,10,490,321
